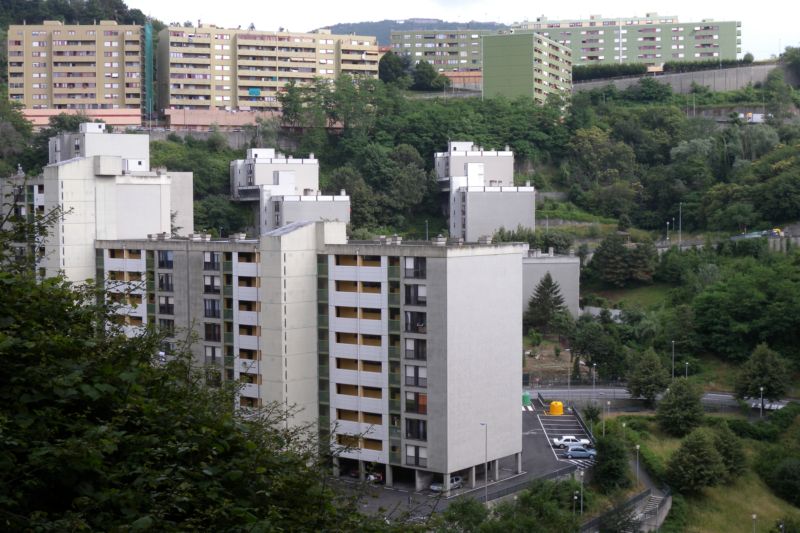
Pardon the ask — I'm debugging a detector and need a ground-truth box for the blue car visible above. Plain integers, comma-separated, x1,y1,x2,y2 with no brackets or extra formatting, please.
565,446,597,459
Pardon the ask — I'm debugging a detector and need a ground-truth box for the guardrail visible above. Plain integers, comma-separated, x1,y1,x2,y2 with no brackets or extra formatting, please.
471,464,578,504
580,488,651,532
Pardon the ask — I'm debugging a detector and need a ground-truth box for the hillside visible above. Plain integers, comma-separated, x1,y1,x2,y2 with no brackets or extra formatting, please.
323,18,507,45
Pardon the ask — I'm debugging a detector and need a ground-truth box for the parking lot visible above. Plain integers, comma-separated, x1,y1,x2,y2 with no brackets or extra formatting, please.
537,411,596,469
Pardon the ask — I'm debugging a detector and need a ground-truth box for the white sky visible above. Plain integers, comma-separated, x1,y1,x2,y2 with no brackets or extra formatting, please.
127,0,799,60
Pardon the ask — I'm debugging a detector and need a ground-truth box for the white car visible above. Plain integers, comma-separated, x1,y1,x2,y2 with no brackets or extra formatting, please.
552,435,591,449
430,475,463,492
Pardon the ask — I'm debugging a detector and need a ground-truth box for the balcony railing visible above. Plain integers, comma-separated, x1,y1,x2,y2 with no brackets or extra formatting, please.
318,314,329,328
388,293,400,306
404,267,426,279
388,265,400,279
405,348,427,361
405,402,427,415
223,332,233,345
389,373,401,386
390,449,402,464
405,322,427,334
223,261,232,273
388,345,400,360
389,319,400,333
319,389,330,404
317,289,328,303
319,339,329,353
204,261,220,271
223,308,233,320
158,304,174,315
389,426,401,439
406,456,427,467
389,399,401,412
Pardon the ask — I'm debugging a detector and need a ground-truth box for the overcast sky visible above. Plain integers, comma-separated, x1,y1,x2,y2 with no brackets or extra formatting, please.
127,0,799,60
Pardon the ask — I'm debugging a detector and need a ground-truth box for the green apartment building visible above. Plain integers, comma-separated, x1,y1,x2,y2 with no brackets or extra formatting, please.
482,33,572,104
513,13,741,67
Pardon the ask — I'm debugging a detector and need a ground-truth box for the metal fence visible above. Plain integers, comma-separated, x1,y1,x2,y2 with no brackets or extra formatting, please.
580,488,652,533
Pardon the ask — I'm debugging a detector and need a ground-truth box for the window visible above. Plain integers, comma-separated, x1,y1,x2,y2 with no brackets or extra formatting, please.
406,419,427,441
404,284,427,306
205,345,220,365
405,338,426,360
158,318,174,335
204,275,220,294
204,299,220,318
204,251,220,270
204,323,221,342
404,311,427,334
404,257,426,279
406,444,427,467
405,365,427,387
405,392,427,414
157,250,173,269
158,273,173,291
158,295,174,315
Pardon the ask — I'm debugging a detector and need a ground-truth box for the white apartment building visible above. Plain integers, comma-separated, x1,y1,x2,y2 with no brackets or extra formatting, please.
41,123,193,281
319,236,527,490
434,141,515,193
230,148,350,234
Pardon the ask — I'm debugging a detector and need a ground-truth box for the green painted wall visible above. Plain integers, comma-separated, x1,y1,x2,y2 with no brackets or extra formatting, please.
483,34,534,99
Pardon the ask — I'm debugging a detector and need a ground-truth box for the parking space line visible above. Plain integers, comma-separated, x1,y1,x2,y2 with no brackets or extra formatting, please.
536,414,562,463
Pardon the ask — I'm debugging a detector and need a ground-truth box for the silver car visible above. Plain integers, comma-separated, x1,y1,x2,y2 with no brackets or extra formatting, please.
565,446,597,459
430,475,463,492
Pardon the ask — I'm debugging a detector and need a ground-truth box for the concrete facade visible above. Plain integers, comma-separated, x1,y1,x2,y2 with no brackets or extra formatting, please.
96,221,347,420
390,29,488,71
42,123,193,281
320,238,526,489
522,250,581,317
7,21,142,127
230,148,350,233
513,13,741,67
435,141,514,191
483,33,573,104
157,25,378,115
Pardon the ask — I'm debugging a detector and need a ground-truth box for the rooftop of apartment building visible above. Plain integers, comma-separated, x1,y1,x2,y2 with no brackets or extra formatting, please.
514,13,739,27
325,234,528,257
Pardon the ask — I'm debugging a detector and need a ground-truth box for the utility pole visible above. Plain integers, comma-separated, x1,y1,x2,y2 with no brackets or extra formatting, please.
679,202,682,250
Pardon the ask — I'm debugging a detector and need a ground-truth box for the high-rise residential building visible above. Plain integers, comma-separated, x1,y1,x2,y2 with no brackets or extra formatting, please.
28,123,192,281
96,221,348,422
482,33,573,104
229,148,350,234
6,21,143,128
157,25,378,129
319,236,526,489
390,29,489,72
513,13,741,67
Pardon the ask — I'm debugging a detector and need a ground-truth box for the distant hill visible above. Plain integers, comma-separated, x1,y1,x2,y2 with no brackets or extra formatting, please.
324,19,508,45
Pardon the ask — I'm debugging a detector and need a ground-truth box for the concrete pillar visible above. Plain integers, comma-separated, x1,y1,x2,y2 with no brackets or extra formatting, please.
332,457,340,477
385,465,393,488
470,465,476,488
515,452,522,474
414,469,425,491
358,460,365,481
491,460,499,481
443,473,451,493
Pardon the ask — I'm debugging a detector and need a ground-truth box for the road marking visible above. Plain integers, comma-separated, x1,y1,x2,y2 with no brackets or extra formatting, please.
536,414,562,463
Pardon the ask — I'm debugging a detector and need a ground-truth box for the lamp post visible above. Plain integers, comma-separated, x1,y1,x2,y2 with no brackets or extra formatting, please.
752,513,757,533
671,340,675,380
566,348,572,408
622,422,626,441
760,387,764,418
573,492,578,515
480,422,488,506
579,470,584,515
679,202,682,250
592,363,596,401
635,444,640,484
666,220,670,242
685,361,689,378
603,400,611,436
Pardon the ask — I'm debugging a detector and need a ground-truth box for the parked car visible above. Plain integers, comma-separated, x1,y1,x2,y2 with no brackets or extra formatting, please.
366,472,384,484
565,446,597,459
552,435,591,449
430,475,463,492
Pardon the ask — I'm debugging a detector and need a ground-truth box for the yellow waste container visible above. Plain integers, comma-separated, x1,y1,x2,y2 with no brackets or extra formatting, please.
549,401,564,416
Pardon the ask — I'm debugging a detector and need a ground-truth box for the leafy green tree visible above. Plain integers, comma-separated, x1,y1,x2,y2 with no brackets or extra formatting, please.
523,273,567,333
667,428,727,493
568,127,636,187
0,251,388,530
326,165,379,228
411,60,450,91
583,403,601,434
734,344,791,405
590,234,630,287
378,51,411,87
433,497,487,532
627,348,669,407
714,424,747,482
593,435,631,493
768,459,800,507
570,314,626,380
657,378,704,436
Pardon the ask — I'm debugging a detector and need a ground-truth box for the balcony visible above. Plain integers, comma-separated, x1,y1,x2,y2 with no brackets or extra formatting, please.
319,389,329,404
389,426,401,439
223,261,232,273
404,267,426,279
318,314,329,328
388,265,400,279
317,289,328,303
405,376,427,387
204,260,220,271
158,304,174,315
405,322,427,334
389,448,402,464
388,346,400,360
388,293,400,306
223,285,233,297
223,308,233,320
405,347,426,361
389,399,401,412
389,319,400,333
319,339,329,353
389,372,401,386
317,260,328,276
406,456,427,468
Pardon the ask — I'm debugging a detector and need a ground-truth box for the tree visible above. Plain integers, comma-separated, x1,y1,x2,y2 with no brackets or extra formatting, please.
593,435,631,493
667,428,726,493
735,344,791,407
627,348,669,407
583,404,601,434
657,378,704,436
411,60,450,91
714,424,747,482
590,234,630,287
378,51,410,87
0,215,386,530
523,272,567,333
768,459,800,507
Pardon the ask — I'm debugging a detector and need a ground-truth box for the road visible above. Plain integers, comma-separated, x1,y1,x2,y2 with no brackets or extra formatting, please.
532,386,790,410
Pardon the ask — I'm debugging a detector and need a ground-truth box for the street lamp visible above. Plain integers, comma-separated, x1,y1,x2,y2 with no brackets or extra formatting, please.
480,422,488,506
760,386,764,418
565,348,572,408
685,361,689,378
603,400,611,436
579,470,584,515
635,444,640,484
752,513,757,533
666,220,670,242
592,363,596,401
671,340,675,380
622,422,626,441
573,492,578,515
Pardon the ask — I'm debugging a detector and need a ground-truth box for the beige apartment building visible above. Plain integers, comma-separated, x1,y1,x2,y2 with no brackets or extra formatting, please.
6,21,142,127
157,24,378,128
